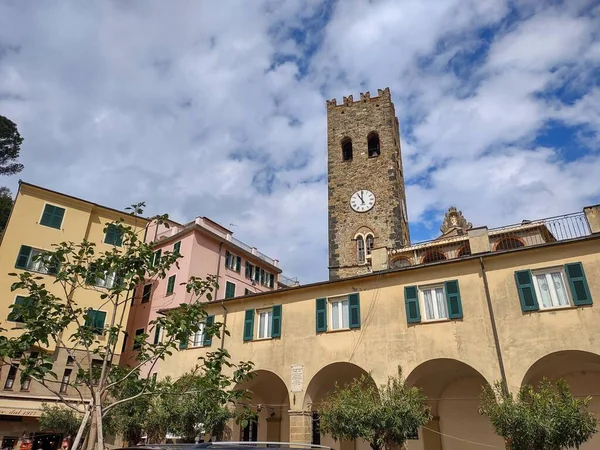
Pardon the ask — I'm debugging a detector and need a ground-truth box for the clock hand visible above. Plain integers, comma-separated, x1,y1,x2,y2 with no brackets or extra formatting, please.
358,192,365,204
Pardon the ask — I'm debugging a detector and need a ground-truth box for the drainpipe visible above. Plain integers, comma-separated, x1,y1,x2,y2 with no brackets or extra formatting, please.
215,242,228,350
479,256,508,393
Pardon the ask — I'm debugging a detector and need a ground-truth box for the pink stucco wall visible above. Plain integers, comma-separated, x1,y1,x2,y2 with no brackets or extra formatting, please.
122,222,281,376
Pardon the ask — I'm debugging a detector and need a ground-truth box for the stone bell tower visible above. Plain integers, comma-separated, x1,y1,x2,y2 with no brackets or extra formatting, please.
326,88,410,281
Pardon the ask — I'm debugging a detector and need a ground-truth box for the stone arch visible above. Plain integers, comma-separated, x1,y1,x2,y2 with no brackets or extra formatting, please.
367,131,380,157
421,249,447,264
391,257,412,268
493,236,525,251
520,350,600,450
341,137,353,161
406,358,503,450
233,369,290,442
303,362,374,450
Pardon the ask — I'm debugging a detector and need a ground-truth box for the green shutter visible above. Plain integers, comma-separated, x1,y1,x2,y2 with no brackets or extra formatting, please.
173,241,181,254
348,293,361,329
153,249,162,266
225,281,236,298
153,324,162,345
565,262,592,306
514,270,539,311
142,284,152,303
86,310,106,333
316,298,327,332
444,280,463,319
40,205,65,229
236,256,241,273
269,273,275,288
104,224,123,246
243,309,255,341
203,315,215,346
271,305,282,338
166,275,176,295
245,262,251,278
404,286,421,323
93,310,106,330
225,251,231,268
8,296,28,322
179,333,188,349
15,245,32,269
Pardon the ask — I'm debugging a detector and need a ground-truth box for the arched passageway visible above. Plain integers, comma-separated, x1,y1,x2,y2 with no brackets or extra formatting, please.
522,350,600,450
233,370,290,443
405,359,503,450
304,362,374,450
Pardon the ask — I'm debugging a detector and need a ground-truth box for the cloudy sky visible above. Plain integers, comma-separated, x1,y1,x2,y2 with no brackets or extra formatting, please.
1,0,599,284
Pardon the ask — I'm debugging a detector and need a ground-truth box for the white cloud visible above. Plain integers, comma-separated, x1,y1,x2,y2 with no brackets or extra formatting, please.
0,0,599,283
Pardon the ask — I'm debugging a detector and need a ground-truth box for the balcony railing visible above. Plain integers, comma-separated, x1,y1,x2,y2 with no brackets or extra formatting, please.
279,274,299,287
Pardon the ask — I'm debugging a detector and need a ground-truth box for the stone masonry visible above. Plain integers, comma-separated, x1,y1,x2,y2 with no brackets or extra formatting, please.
327,88,410,280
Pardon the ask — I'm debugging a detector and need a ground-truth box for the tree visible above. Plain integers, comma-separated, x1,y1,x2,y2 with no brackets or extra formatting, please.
0,115,24,175
317,368,432,450
39,404,82,437
0,187,12,233
0,204,254,450
479,379,597,450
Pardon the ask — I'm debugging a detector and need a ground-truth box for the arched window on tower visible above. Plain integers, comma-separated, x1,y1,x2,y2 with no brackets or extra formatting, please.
367,132,380,157
366,234,374,255
357,236,366,264
341,137,353,161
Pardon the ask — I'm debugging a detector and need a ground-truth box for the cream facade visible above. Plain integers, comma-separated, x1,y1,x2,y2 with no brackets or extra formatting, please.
0,182,149,444
158,206,600,450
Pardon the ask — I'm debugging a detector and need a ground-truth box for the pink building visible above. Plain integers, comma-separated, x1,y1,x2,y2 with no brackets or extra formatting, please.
121,216,296,375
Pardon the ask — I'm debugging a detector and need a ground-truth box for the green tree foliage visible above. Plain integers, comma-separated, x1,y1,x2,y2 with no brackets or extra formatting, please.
0,187,12,233
0,204,253,450
479,379,597,450
39,404,82,437
317,368,431,450
0,115,24,175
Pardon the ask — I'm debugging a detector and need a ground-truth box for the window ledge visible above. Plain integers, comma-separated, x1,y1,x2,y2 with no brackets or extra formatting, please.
416,318,454,325
325,327,357,334
536,305,575,313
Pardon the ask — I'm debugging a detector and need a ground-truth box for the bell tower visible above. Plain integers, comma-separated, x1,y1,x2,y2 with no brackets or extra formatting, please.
326,88,410,280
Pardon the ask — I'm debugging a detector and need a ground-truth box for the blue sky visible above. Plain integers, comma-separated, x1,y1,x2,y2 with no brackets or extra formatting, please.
0,0,599,283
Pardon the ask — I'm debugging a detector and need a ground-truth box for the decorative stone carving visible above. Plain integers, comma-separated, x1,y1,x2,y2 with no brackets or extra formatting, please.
440,206,472,234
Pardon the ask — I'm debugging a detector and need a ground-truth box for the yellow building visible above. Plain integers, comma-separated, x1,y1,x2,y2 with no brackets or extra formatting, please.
0,181,149,445
158,205,600,450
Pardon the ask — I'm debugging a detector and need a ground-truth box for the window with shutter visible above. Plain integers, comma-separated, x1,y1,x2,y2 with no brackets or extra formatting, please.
104,224,123,247
514,270,540,311
225,281,236,299
152,249,162,267
271,305,282,338
40,204,66,229
133,328,144,350
404,286,421,323
7,296,30,322
243,309,255,341
166,275,176,295
153,325,162,345
316,298,327,333
203,315,215,346
444,280,463,319
142,284,152,303
173,241,181,254
85,310,106,334
348,293,361,329
565,262,592,306
236,256,242,273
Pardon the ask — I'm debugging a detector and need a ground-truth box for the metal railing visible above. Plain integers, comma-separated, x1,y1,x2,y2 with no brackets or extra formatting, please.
231,237,253,253
279,274,299,287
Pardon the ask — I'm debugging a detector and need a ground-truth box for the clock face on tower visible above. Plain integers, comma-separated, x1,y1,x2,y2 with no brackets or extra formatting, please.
350,189,376,213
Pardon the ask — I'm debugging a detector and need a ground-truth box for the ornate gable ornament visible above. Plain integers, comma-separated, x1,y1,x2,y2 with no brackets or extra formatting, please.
440,206,473,234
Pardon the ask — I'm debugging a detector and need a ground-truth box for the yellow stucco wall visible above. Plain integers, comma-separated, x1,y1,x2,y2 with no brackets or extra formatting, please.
159,236,600,448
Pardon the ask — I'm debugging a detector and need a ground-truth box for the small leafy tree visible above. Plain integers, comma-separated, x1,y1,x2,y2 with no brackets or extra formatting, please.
0,204,254,450
0,115,24,175
39,404,82,437
317,367,431,450
0,186,12,233
479,379,597,450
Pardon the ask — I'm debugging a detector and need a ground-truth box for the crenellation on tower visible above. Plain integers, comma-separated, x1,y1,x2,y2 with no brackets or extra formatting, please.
326,87,410,280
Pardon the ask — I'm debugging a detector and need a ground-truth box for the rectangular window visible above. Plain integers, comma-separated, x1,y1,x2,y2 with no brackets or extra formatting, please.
245,288,251,295
420,285,448,321
225,281,236,299
40,204,65,229
245,262,254,279
152,249,162,267
330,298,349,330
104,223,123,247
258,309,272,339
93,271,117,289
141,284,152,303
153,325,161,345
66,356,75,366
60,369,72,393
121,332,128,352
15,246,57,275
133,328,144,350
166,275,176,295
173,241,181,254
84,309,106,334
7,296,29,322
192,323,206,347
4,366,17,390
20,377,31,391
268,273,275,288
532,268,570,309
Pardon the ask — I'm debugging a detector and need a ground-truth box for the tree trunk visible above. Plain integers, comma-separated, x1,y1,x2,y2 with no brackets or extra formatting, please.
95,392,104,450
86,408,97,450
71,406,91,450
